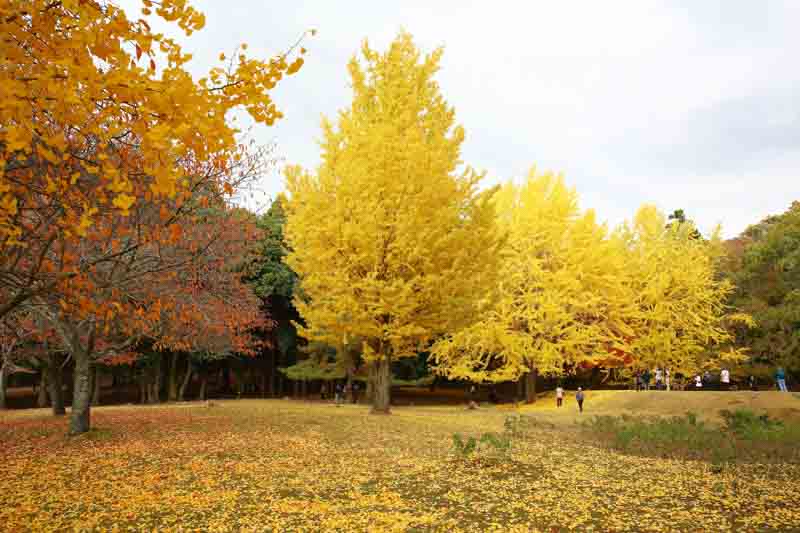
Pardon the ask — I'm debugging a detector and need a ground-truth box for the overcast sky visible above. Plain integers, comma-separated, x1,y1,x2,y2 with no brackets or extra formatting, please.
122,1,800,238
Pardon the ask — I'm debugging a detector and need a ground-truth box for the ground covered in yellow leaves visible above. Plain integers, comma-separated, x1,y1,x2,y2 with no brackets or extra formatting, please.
2,394,800,531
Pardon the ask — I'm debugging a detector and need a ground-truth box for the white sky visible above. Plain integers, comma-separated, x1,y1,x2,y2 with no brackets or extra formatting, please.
120,1,800,238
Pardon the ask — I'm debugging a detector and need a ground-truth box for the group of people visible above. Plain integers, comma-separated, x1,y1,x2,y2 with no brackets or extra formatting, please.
555,385,585,413
634,366,792,392
634,368,670,391
322,381,360,404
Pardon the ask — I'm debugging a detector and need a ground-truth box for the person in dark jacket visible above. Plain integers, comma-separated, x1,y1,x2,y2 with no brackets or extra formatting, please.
576,387,585,413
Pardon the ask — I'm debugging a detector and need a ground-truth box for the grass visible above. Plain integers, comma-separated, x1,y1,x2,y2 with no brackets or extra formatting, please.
1,393,800,531
583,410,800,465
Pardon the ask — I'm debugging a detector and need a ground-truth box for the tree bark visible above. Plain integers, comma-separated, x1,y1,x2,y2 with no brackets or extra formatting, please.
0,362,8,409
371,355,392,414
37,371,49,407
48,356,66,416
198,370,207,401
69,349,92,435
365,362,375,402
178,358,192,401
91,366,101,406
516,377,525,402
139,377,148,404
268,358,275,397
151,357,162,403
525,368,538,403
168,353,179,401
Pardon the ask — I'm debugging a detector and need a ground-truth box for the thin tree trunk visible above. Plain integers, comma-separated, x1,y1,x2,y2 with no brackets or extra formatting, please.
168,353,179,401
139,376,148,405
371,355,392,414
198,371,207,401
178,358,192,401
268,358,275,397
91,366,101,406
37,371,49,407
69,349,92,435
0,362,8,410
48,356,66,415
346,366,354,403
365,362,375,402
152,357,162,403
261,367,267,398
525,368,538,403
517,377,524,402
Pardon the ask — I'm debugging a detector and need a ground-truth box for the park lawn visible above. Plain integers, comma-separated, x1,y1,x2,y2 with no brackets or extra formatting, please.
1,395,799,532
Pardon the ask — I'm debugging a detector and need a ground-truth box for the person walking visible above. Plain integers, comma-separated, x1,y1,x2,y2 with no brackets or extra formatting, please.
748,375,757,391
642,369,651,391
556,385,564,407
335,382,343,405
655,368,663,390
720,368,731,391
352,382,360,404
776,367,788,392
576,387,585,413
694,374,703,390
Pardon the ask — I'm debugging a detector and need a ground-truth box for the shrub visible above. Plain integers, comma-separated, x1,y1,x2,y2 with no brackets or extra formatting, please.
584,409,800,463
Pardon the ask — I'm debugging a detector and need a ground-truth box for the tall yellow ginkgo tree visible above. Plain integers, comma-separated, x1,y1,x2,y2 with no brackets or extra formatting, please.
619,206,751,382
284,32,501,413
431,169,638,401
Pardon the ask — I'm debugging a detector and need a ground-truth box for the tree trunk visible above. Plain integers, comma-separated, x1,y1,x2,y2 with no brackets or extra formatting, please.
37,371,49,407
139,377,148,404
91,366,101,406
168,353,179,401
151,357,162,403
198,371,207,401
69,350,92,435
516,377,525,402
365,362,375,402
525,368,538,403
48,357,66,416
371,355,392,414
346,366,354,403
178,359,192,401
0,362,8,410
268,359,275,397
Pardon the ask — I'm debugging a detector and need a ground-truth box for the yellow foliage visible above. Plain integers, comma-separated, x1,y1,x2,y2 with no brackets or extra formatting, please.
284,32,501,398
619,205,748,374
432,171,750,382
0,0,306,245
0,400,797,531
432,169,638,381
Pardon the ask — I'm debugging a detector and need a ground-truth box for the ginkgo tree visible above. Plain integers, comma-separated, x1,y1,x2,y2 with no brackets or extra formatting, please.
284,32,502,413
619,206,752,380
431,170,638,401
431,170,750,398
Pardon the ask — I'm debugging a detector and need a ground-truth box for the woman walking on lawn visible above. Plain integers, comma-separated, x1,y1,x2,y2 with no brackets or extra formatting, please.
556,385,564,407
576,388,585,413
776,367,788,392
